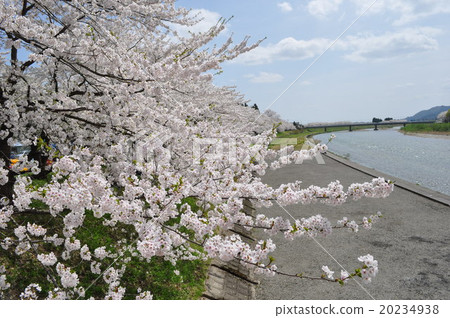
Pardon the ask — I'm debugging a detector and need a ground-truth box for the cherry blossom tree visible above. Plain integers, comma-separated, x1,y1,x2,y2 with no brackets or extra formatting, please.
0,0,393,299
261,109,296,132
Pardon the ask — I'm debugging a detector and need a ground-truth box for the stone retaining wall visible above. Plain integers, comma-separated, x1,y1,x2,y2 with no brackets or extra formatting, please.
202,200,258,300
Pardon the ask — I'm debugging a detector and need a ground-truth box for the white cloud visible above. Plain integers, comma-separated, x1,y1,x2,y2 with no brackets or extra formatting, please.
172,9,224,37
245,72,284,83
351,0,395,15
236,27,441,64
351,0,450,26
307,0,450,25
342,27,441,62
300,80,313,86
236,37,331,64
278,2,293,13
307,0,342,18
393,1,450,26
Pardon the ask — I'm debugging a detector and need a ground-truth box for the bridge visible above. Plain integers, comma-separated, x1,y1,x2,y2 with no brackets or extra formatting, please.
304,120,435,132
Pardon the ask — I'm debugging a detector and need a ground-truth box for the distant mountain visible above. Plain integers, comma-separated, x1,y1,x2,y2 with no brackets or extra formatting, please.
406,105,450,122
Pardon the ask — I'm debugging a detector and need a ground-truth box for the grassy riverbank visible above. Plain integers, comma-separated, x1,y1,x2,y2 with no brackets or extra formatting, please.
272,125,383,150
401,122,450,134
1,179,208,300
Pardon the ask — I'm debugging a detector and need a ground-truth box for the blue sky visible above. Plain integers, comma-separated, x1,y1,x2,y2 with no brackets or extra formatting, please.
177,0,450,124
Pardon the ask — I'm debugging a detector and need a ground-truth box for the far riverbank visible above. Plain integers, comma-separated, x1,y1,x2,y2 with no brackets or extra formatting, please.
400,131,450,138
400,122,450,136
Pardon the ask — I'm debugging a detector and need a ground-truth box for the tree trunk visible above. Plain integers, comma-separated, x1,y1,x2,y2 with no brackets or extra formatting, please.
0,137,14,201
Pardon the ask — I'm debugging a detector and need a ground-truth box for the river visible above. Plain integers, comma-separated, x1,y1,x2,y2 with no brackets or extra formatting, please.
315,128,450,196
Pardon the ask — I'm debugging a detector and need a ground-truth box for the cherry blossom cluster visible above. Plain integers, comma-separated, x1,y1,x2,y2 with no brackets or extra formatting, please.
136,290,154,300
37,252,58,266
271,178,393,207
204,235,278,276
358,254,379,284
337,212,383,232
363,211,383,230
321,265,335,279
0,206,13,228
27,222,47,236
0,159,8,186
347,178,394,200
56,263,79,289
103,267,127,300
0,265,10,299
270,143,328,170
337,217,360,232
251,214,334,241
322,254,378,284
20,284,42,300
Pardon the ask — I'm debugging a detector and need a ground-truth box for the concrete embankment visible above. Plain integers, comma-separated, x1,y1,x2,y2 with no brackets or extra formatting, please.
255,153,450,299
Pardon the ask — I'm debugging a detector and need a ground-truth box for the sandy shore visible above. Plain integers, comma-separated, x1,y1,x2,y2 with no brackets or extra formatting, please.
401,131,450,139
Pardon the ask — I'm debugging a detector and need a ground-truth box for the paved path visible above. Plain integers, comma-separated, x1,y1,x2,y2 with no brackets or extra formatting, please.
255,154,450,300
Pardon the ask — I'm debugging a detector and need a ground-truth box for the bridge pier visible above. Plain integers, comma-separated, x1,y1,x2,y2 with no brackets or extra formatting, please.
374,124,378,131
349,125,352,131
324,127,327,132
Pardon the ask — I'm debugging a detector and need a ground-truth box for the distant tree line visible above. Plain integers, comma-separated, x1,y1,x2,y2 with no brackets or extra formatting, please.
292,121,304,130
372,117,382,123
372,117,393,123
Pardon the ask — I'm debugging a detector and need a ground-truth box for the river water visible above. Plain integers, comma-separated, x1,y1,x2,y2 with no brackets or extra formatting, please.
315,128,450,196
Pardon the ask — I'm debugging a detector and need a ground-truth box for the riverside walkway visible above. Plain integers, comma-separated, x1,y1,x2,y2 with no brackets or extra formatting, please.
255,152,450,300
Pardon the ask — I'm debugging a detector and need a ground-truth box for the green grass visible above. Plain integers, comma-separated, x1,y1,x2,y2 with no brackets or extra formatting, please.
271,125,378,150
127,256,209,300
401,122,450,133
1,181,208,300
